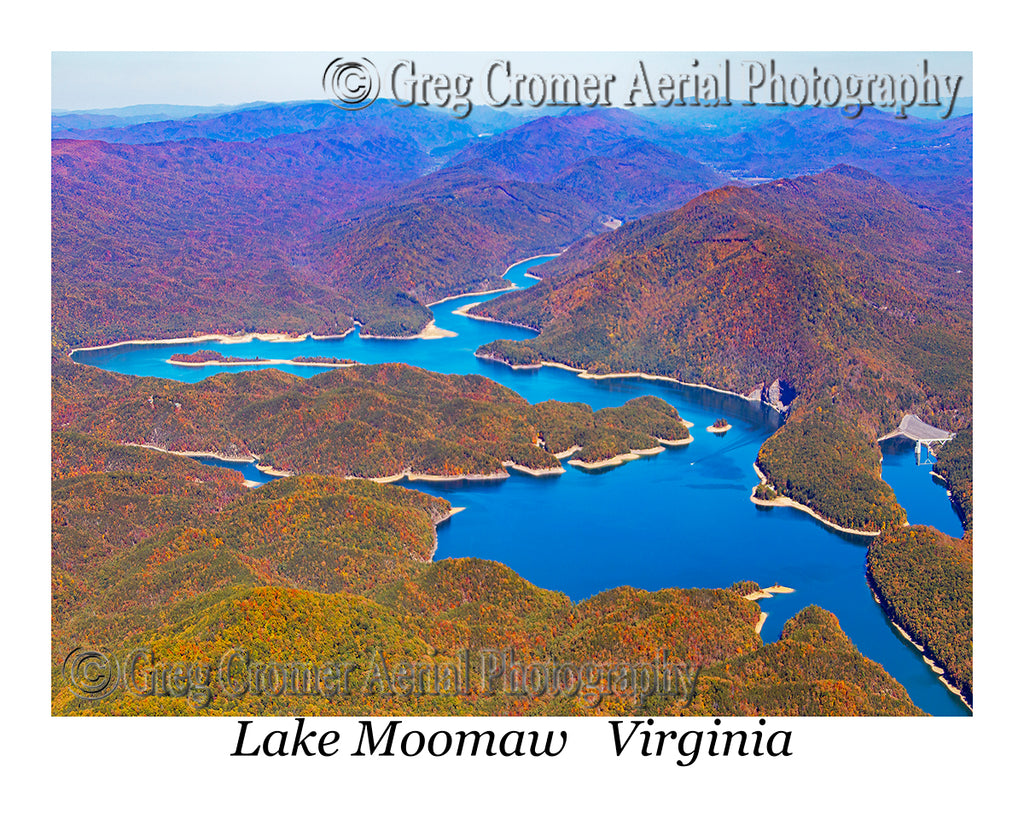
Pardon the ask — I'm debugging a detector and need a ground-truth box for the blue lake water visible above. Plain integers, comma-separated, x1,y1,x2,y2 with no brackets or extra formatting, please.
71,256,970,716
880,439,964,538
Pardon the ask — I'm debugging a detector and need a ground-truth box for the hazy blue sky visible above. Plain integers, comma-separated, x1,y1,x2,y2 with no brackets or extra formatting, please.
52,51,972,111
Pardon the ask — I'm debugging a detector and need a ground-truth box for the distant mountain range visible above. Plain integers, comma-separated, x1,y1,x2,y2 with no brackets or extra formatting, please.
52,102,275,130
52,100,971,349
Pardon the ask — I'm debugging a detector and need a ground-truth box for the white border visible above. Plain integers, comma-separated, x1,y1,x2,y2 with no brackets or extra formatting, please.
12,1,1019,813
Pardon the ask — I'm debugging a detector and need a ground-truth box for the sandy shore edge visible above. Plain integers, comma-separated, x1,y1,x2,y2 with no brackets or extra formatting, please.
503,461,566,477
656,434,694,445
742,585,796,635
472,348,767,409
568,446,665,470
743,584,796,601
168,358,357,368
435,506,466,524
122,443,297,478
426,253,558,308
427,286,516,308
867,587,972,710
750,463,880,537
70,331,328,354
367,470,507,484
359,320,457,341
124,440,663,487
67,253,561,353
454,304,540,332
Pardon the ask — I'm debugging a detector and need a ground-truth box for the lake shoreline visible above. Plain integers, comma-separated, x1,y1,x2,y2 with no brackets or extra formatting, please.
750,463,880,537
68,254,560,355
358,320,458,341
744,585,796,634
168,358,357,369
423,254,559,308
64,252,972,717
454,304,540,332
69,255,876,544
70,330,354,355
124,440,665,486
866,582,972,711
426,506,466,562
473,350,773,408
123,442,297,477
568,446,664,471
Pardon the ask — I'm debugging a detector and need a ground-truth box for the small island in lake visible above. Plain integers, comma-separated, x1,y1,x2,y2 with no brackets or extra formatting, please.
169,350,267,365
707,417,732,433
169,351,358,367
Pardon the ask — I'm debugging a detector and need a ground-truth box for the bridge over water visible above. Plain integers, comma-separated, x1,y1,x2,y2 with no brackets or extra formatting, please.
878,414,954,466
878,414,955,445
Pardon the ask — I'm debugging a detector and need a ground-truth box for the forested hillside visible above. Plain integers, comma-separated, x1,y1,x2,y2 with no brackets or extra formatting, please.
934,427,974,529
864,427,973,704
54,104,970,348
473,166,970,430
867,525,972,703
52,106,727,345
755,405,905,532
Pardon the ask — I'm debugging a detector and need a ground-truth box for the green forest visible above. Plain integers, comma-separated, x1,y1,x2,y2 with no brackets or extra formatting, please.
935,428,974,529
755,405,905,532
867,525,972,703
863,428,974,704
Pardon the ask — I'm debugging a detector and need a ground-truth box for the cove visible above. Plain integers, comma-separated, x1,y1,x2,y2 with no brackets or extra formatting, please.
879,438,964,538
70,256,970,716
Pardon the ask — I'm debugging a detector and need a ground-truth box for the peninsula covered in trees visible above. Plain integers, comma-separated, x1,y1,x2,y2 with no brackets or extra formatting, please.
53,357,693,479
